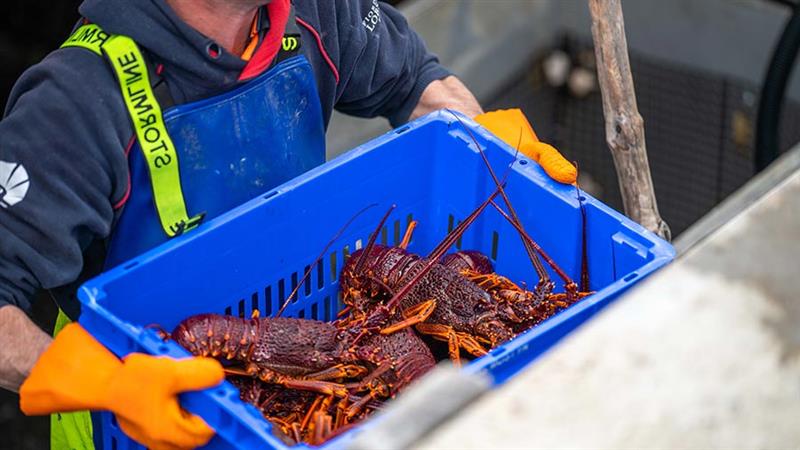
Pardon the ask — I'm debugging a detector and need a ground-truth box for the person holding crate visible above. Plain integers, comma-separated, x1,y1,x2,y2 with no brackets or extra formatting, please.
0,0,575,449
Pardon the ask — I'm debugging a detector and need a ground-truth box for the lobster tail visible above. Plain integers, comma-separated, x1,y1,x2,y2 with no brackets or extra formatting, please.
392,351,436,388
172,314,257,361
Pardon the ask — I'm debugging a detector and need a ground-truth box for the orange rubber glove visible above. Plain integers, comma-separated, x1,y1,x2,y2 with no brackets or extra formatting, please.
475,108,577,184
20,323,224,450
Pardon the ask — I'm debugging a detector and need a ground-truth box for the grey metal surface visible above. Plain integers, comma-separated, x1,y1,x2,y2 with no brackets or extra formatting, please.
414,154,800,449
348,364,491,450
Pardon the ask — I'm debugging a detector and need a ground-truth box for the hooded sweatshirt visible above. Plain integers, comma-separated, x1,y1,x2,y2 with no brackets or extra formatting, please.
0,0,451,314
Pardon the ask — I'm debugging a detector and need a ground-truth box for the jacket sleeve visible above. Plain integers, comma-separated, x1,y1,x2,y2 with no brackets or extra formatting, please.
0,49,130,313
331,0,452,126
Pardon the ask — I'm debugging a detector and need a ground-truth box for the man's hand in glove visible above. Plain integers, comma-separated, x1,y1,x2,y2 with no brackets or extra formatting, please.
475,108,577,184
20,323,224,450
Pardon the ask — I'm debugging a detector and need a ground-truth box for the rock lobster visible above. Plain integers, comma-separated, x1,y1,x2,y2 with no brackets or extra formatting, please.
445,249,592,334
170,312,435,444
335,112,593,365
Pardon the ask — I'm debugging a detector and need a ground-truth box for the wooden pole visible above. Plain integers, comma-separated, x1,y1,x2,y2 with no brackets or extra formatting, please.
588,0,671,240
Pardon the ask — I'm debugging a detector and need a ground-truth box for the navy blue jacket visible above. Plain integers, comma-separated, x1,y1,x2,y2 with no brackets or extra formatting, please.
0,0,450,313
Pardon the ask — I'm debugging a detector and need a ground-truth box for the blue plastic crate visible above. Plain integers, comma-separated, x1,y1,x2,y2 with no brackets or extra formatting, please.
78,111,674,449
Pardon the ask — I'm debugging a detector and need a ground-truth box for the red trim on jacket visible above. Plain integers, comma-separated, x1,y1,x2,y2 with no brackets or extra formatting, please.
295,17,340,84
113,136,136,210
239,0,291,81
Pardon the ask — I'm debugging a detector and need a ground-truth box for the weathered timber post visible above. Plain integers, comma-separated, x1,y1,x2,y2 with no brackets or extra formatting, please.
588,0,671,240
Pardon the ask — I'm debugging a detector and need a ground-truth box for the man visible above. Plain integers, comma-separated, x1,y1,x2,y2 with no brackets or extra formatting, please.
0,0,575,449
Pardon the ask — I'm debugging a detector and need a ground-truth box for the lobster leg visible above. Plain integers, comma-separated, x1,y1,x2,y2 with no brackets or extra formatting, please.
379,299,437,335
344,369,393,418
347,364,392,392
334,396,350,429
458,332,491,357
324,421,359,444
247,364,350,397
311,395,336,441
415,323,488,367
336,305,352,319
291,422,303,445
465,271,522,291
399,220,418,250
224,366,250,377
300,396,325,432
304,364,369,381
268,417,297,444
257,389,281,412
416,323,462,366
345,390,381,419
548,291,593,304
281,379,350,398
321,413,333,443
310,411,334,446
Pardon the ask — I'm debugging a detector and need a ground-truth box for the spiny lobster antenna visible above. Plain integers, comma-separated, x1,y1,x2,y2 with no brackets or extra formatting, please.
383,185,504,313
574,162,590,292
446,110,550,285
276,203,378,317
488,200,575,286
353,204,396,273
426,167,511,260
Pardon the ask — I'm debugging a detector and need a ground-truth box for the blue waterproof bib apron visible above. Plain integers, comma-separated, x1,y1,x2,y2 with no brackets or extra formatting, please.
106,38,325,266
55,12,325,449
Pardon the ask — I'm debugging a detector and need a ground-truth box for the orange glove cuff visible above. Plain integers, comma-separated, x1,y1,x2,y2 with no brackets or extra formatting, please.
475,108,539,149
20,323,119,415
20,323,225,450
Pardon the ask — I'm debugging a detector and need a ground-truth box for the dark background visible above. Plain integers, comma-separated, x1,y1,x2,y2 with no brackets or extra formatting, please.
0,2,82,110
1,3,82,447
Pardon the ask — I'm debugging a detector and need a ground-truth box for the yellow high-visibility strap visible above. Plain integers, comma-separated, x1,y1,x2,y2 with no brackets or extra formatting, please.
101,36,203,236
61,25,203,237
61,24,108,56
50,310,95,450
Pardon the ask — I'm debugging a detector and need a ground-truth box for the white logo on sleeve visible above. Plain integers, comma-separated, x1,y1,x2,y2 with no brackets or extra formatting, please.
0,161,30,208
362,0,381,32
